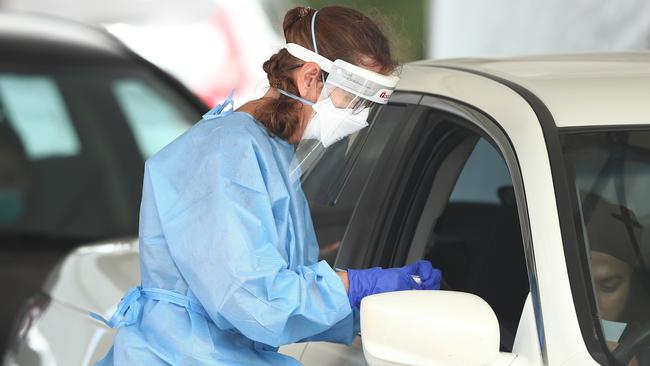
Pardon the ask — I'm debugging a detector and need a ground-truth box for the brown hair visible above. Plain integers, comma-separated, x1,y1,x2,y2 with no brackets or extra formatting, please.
255,6,398,140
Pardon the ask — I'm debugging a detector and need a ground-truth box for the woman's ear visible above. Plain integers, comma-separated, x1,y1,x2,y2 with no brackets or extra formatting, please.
296,62,321,101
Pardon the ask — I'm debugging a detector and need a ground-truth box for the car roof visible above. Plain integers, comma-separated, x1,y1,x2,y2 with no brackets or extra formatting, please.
0,11,132,64
404,52,650,127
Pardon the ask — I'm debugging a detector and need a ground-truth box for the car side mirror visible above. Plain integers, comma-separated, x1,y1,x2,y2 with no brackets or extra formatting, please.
360,290,524,366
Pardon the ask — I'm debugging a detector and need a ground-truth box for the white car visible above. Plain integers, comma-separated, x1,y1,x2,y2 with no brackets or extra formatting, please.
5,53,650,366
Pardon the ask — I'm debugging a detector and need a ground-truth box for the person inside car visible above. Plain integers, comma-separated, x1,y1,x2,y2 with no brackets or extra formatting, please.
582,191,649,365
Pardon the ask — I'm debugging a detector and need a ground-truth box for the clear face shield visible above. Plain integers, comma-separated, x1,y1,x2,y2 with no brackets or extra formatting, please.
283,42,399,205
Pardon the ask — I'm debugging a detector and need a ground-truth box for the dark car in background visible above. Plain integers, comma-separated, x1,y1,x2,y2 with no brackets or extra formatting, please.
0,11,205,353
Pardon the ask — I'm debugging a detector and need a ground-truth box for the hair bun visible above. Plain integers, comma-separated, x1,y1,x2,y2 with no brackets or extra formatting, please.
298,6,313,18
283,6,315,37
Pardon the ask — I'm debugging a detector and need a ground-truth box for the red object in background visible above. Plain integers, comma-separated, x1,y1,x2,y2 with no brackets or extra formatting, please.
196,7,249,107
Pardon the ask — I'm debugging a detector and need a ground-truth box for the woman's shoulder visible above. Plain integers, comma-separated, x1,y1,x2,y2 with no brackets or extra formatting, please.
144,112,273,193
200,111,281,155
150,112,265,161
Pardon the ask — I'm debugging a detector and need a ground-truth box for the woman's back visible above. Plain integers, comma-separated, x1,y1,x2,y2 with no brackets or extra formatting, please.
95,109,354,365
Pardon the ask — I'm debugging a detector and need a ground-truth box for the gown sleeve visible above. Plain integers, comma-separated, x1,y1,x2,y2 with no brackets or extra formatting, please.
298,307,360,344
151,127,356,348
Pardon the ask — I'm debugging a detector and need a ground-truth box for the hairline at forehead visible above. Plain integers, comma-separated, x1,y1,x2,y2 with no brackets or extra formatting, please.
591,250,634,274
355,54,390,75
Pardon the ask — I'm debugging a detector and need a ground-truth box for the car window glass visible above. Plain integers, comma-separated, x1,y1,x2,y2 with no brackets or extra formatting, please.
309,104,406,266
0,74,80,159
562,130,650,366
449,139,511,204
112,78,192,159
0,68,201,246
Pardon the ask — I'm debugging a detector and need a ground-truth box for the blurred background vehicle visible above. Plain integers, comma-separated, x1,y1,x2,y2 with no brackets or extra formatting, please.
3,240,140,366
0,11,205,355
0,0,289,108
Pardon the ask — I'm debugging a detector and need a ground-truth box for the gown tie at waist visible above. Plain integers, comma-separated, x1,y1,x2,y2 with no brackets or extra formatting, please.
89,286,208,328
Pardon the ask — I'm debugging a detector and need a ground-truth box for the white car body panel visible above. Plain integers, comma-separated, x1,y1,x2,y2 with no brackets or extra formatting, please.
297,337,366,366
5,240,139,366
18,299,112,366
413,53,650,127
44,240,140,317
512,295,544,366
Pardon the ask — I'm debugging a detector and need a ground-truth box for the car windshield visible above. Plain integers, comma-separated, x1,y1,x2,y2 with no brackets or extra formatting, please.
0,67,201,245
562,129,650,365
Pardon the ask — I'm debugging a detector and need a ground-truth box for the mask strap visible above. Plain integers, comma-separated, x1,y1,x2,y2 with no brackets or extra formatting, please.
279,14,321,108
311,11,319,54
278,89,315,106
310,11,327,86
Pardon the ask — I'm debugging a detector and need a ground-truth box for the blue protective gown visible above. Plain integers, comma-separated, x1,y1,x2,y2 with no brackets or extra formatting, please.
93,98,358,365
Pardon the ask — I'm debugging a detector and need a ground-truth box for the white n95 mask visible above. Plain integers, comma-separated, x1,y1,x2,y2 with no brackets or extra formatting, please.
303,96,370,148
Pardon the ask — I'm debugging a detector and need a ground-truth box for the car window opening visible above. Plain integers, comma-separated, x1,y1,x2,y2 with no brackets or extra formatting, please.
401,110,530,352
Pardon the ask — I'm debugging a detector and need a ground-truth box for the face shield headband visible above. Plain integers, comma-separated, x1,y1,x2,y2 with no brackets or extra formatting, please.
283,42,400,105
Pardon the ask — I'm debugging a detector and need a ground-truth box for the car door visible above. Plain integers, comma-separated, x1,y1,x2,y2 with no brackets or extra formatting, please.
294,94,546,365
279,93,422,364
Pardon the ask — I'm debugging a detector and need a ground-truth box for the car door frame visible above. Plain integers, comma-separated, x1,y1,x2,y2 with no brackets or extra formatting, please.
407,95,546,361
336,90,547,364
392,64,609,365
427,65,614,365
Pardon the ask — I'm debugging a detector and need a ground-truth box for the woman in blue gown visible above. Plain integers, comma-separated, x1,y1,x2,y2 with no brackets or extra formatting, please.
93,6,440,365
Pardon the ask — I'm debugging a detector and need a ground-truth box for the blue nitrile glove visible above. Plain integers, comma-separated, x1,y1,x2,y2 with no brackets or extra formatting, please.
347,260,442,309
